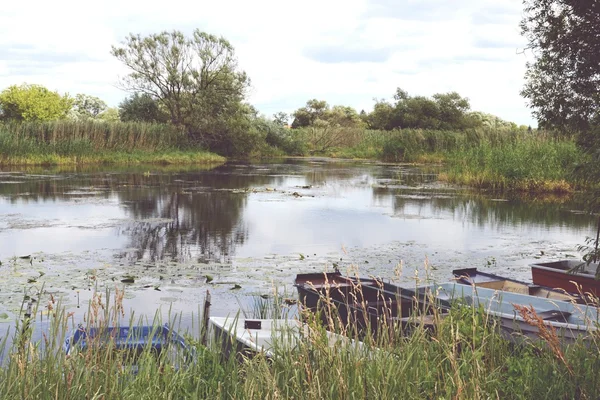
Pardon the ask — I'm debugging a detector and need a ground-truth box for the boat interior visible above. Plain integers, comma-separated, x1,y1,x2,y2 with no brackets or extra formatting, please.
472,280,574,301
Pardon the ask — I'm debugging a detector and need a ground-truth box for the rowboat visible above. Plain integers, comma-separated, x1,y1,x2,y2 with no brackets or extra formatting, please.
64,324,193,370
531,260,600,297
208,317,367,360
453,268,581,303
417,282,600,343
294,272,448,336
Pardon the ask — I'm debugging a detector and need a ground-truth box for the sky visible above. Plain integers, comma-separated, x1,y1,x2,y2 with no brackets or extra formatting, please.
0,0,535,126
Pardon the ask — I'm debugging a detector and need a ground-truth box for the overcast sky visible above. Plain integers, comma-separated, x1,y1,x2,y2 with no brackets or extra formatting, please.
0,0,535,125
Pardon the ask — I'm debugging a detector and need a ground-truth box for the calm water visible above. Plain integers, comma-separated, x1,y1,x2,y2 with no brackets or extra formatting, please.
0,159,594,339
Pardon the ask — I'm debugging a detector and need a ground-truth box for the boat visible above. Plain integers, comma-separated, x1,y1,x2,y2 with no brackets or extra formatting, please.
453,268,582,302
208,317,367,360
64,324,193,370
416,282,600,343
294,271,449,336
531,260,600,297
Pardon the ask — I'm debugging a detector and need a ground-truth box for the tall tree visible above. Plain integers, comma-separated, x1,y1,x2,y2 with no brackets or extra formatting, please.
291,99,329,128
70,94,107,120
0,84,72,121
119,93,169,123
111,30,249,146
521,0,600,131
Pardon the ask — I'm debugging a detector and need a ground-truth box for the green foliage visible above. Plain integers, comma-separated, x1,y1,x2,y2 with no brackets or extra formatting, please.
70,93,107,120
112,29,250,153
289,100,365,153
0,120,188,151
369,88,479,131
0,84,73,121
4,296,600,399
443,133,578,192
521,0,600,131
291,99,329,128
98,107,121,123
272,111,290,127
259,117,307,155
119,93,169,123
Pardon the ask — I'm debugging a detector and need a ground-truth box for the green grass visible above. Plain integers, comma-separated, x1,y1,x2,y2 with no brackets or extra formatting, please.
0,121,225,166
440,136,579,192
2,288,600,399
318,128,580,193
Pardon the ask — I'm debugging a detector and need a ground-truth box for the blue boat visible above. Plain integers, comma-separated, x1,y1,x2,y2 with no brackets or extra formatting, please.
64,324,193,369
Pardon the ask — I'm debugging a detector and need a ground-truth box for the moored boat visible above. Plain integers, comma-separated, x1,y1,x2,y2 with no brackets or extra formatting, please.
64,324,193,370
294,271,448,336
530,260,600,297
208,317,367,359
453,267,581,303
417,282,600,343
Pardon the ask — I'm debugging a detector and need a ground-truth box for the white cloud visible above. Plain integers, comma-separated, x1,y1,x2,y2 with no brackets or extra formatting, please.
0,0,534,125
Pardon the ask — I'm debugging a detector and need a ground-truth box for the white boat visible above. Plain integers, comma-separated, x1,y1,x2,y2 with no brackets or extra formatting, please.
417,282,600,343
208,317,368,359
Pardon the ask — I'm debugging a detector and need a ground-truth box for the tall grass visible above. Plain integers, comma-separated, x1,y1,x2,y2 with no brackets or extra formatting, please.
2,284,600,399
0,121,225,166
1,120,188,151
441,134,579,192
326,127,580,193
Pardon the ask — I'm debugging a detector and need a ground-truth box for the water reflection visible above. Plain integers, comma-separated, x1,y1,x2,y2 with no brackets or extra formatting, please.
0,160,595,265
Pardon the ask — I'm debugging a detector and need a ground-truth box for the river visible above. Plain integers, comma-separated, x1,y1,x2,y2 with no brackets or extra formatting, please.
0,158,593,340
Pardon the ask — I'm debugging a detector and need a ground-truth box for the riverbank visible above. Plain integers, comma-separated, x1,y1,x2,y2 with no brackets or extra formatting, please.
1,121,581,193
322,129,580,194
0,121,224,166
0,150,225,166
2,295,598,399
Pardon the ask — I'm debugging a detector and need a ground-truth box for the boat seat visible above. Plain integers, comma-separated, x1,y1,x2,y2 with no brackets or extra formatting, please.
536,310,572,323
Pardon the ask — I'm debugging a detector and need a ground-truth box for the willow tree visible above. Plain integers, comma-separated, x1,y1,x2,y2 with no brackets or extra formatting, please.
111,30,250,147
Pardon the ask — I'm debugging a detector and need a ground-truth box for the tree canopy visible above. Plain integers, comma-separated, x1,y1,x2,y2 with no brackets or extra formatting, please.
367,89,477,130
0,84,72,121
111,29,250,148
291,100,365,129
119,93,169,123
521,0,600,131
70,94,108,120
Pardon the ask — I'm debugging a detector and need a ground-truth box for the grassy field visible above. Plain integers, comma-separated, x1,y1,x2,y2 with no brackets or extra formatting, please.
2,289,599,399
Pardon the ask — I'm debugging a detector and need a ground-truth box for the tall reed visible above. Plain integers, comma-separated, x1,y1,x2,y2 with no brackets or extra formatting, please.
1,282,600,399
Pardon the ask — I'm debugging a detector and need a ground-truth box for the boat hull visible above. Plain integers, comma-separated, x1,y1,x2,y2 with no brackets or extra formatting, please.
294,272,444,337
530,260,600,297
453,267,580,302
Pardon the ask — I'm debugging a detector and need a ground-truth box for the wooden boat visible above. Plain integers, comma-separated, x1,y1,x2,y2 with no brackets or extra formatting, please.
417,282,600,343
294,271,448,336
531,260,600,297
453,268,581,302
208,317,367,360
64,324,193,370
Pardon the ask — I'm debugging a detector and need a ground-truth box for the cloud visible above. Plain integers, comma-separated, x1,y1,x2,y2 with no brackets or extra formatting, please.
304,46,393,64
0,0,535,126
365,0,472,21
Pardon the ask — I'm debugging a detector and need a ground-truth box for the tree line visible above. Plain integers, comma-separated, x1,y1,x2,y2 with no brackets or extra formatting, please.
0,28,529,157
1,0,597,159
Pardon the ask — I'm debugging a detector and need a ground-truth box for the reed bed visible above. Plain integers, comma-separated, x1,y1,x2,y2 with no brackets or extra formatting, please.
2,282,600,400
0,121,225,166
329,128,579,193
